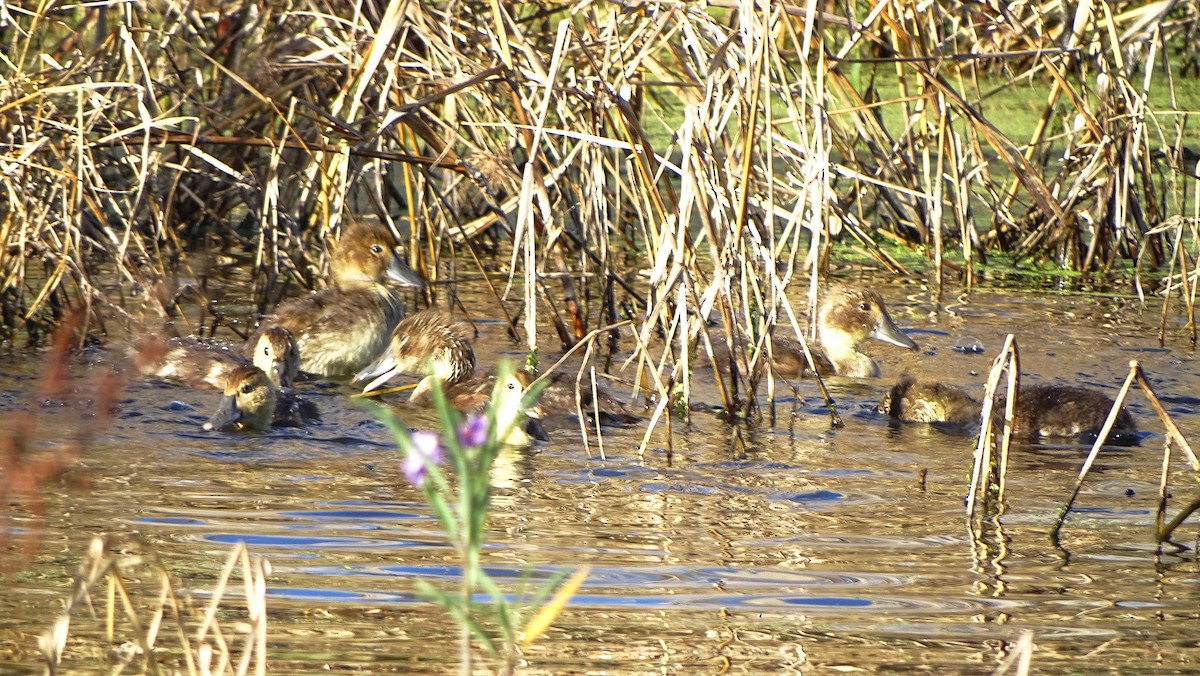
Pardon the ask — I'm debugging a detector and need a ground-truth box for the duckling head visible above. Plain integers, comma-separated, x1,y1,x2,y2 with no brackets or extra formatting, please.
878,376,982,425
489,369,547,446
355,311,476,397
204,365,277,432
251,327,300,389
817,286,917,372
330,222,425,289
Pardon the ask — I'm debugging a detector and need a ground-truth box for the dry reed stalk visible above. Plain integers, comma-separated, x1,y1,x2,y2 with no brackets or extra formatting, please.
966,334,1018,521
3,0,1200,421
1051,360,1199,545
39,535,268,676
994,630,1035,675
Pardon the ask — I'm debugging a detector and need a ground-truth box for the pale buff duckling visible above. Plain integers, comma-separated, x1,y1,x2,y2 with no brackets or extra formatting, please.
443,369,546,446
202,365,320,432
878,377,1139,445
138,327,299,390
355,309,476,399
351,311,542,443
251,221,425,379
772,286,917,378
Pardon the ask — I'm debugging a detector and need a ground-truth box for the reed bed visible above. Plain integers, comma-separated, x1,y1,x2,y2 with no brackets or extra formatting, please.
2,0,1200,417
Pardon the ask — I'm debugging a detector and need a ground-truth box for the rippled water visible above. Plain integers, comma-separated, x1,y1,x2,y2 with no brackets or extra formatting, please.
3,281,1200,672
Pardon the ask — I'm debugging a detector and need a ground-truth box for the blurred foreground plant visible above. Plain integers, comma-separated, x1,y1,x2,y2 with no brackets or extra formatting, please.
369,362,586,674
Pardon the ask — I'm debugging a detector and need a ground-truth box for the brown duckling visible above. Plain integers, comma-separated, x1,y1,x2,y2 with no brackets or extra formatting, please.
355,309,475,399
251,221,425,379
202,365,320,432
139,327,299,390
717,286,917,380
772,286,918,378
878,377,1139,444
204,365,276,432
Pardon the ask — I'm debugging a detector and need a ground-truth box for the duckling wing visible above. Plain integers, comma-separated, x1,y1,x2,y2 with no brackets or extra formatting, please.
139,337,250,390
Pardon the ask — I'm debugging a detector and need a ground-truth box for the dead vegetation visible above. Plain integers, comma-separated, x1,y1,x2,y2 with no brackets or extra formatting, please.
2,0,1200,422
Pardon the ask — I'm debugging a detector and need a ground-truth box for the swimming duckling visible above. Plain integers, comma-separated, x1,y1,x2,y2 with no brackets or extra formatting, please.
716,286,917,380
202,365,320,432
773,286,918,378
204,365,276,432
877,376,982,426
251,221,425,379
138,327,299,390
355,309,475,398
433,369,546,446
878,377,1139,444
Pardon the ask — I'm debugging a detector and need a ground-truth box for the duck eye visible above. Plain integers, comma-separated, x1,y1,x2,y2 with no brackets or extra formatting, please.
859,302,870,311
263,346,270,356
371,244,383,254
240,383,254,395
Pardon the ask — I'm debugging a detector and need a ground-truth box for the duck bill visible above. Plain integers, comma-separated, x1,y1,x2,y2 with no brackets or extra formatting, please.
204,394,243,432
873,312,918,350
354,354,400,393
386,256,426,289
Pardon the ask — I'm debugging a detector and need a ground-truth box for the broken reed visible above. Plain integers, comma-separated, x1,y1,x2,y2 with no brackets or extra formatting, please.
39,535,270,676
4,1,1200,417
965,336,1200,553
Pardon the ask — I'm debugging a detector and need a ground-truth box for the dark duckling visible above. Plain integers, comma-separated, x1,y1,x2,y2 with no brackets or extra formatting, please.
251,221,425,379
878,377,1139,445
877,376,982,426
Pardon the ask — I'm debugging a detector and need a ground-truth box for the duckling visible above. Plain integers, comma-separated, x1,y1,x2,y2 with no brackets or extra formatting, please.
1007,384,1137,443
772,286,918,378
434,369,546,446
272,388,322,427
202,365,320,432
355,309,475,398
527,369,641,427
877,376,982,426
138,327,299,390
715,286,916,380
252,221,425,379
878,378,1139,445
204,365,276,432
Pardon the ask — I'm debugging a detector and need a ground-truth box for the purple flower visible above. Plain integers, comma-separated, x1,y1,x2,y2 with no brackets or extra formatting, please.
402,430,444,487
458,414,488,448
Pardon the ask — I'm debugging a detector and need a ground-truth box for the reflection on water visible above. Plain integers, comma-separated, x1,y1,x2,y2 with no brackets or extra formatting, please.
3,284,1200,672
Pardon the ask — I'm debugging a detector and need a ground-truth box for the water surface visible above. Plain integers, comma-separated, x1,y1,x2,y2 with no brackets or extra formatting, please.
2,281,1199,673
